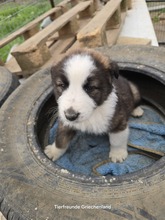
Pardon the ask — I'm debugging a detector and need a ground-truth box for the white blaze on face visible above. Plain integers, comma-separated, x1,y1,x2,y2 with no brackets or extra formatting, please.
64,54,95,83
58,54,96,123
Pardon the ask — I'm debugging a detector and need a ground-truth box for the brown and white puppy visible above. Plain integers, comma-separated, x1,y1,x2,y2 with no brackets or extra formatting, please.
44,49,143,163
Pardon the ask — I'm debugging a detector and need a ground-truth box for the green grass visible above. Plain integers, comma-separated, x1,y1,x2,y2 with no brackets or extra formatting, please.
0,0,52,62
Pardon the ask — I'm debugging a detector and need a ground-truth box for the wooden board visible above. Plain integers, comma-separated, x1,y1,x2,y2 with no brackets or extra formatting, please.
5,56,22,75
46,36,76,66
107,11,126,46
13,1,92,53
77,0,122,47
117,36,151,45
0,7,62,48
0,0,78,49
3,0,136,76
11,1,93,73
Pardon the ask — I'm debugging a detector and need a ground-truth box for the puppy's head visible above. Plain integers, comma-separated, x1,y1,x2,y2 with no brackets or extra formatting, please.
51,49,119,125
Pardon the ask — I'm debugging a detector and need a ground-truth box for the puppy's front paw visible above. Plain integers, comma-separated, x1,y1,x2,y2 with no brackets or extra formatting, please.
44,143,66,161
132,106,144,117
109,149,128,163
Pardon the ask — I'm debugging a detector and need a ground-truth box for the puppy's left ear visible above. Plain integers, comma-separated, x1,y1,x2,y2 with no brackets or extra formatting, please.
110,61,119,79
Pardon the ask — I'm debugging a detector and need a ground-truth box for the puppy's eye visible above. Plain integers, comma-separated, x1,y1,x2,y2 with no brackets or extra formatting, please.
84,84,99,93
57,83,66,88
56,79,68,91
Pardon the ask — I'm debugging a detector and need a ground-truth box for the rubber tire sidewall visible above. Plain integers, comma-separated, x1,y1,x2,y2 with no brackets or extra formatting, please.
0,46,165,220
0,66,20,107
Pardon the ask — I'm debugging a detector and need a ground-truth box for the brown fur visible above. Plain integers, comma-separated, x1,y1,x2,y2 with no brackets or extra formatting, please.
110,76,139,132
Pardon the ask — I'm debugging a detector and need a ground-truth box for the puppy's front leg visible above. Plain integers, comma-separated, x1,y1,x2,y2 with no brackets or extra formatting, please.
44,121,76,161
109,126,129,163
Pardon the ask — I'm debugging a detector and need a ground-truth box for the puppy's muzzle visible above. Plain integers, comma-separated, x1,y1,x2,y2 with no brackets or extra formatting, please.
64,107,80,121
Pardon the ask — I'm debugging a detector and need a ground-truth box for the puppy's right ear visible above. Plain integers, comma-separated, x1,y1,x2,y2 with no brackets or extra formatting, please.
110,61,119,79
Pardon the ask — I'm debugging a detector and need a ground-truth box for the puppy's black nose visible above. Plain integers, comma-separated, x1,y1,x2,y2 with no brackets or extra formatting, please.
64,108,80,121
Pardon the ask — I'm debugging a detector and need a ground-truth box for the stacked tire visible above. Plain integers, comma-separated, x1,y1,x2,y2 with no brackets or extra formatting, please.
0,66,20,107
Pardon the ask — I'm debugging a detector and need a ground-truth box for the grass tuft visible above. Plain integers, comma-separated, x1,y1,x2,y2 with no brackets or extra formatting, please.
0,0,51,62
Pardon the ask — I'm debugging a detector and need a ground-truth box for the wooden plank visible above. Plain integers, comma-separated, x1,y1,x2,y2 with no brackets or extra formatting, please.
50,36,76,55
0,0,79,49
117,36,151,45
12,1,93,72
23,26,39,40
127,0,132,9
121,0,128,12
13,1,92,53
45,17,91,68
5,56,22,75
67,40,83,53
58,17,79,37
46,36,76,66
0,7,62,48
106,6,121,29
46,32,59,48
77,0,122,47
107,11,126,46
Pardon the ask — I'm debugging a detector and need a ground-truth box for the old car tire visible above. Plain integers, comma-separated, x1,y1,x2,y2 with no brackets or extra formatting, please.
0,45,165,220
0,66,20,107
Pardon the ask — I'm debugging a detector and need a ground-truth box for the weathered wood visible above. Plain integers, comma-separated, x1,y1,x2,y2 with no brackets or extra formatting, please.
48,36,76,64
13,44,51,73
15,1,92,50
106,6,121,29
78,1,94,18
107,11,126,46
12,1,93,71
117,36,151,45
0,7,62,49
121,0,128,12
77,0,122,47
0,0,79,49
23,26,39,40
5,56,22,75
127,0,132,9
58,17,79,36
46,33,59,48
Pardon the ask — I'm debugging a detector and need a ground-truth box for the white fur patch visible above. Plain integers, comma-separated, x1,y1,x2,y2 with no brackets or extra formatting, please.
63,54,96,82
132,106,144,117
59,87,118,134
58,54,96,129
44,142,67,161
109,127,129,162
